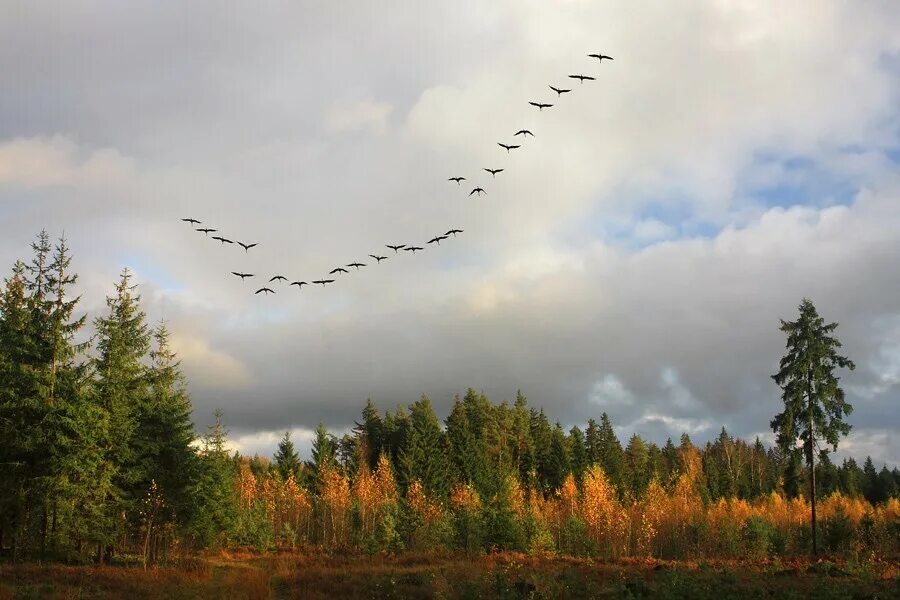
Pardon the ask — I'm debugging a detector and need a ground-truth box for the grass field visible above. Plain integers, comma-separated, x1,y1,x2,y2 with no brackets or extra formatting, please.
1,553,898,599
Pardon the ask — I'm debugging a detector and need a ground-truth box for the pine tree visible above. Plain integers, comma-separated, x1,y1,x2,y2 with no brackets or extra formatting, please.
93,268,152,554
862,457,878,503
398,395,451,498
771,298,855,555
0,261,34,559
354,399,383,470
585,418,601,465
137,323,197,532
529,408,553,493
568,426,587,486
545,423,570,492
274,431,302,482
308,423,337,494
510,391,534,489
190,410,237,548
624,434,650,498
597,413,625,490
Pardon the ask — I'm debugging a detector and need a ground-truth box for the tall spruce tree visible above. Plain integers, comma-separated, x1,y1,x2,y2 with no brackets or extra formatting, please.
0,261,33,559
137,323,197,530
93,268,151,556
771,298,855,555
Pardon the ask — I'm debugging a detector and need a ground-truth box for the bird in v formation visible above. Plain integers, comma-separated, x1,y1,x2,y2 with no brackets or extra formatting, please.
186,51,609,297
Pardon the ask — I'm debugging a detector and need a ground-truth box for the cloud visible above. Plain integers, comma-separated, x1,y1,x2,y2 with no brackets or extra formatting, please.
0,135,134,189
590,374,635,408
170,333,252,391
324,99,393,135
0,1,898,463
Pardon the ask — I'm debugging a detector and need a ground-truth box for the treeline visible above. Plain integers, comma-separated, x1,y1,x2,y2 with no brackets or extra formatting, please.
0,232,897,563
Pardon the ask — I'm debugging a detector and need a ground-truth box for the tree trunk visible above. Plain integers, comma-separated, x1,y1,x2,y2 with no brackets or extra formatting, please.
807,375,817,557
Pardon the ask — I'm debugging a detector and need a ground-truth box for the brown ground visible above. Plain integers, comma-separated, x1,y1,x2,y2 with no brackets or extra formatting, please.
1,552,897,599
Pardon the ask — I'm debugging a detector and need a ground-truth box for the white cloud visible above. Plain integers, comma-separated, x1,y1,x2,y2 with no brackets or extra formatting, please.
0,135,134,189
590,374,635,408
324,99,393,135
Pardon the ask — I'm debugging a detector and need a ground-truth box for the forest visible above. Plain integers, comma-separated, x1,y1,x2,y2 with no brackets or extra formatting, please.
1,232,898,573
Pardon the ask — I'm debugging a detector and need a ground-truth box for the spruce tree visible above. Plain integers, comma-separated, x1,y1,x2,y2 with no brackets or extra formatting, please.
0,261,33,559
398,395,451,498
771,298,855,555
274,431,302,482
597,413,625,490
585,418,601,466
353,399,383,470
545,423,570,492
190,410,237,548
137,323,197,531
624,434,650,497
93,268,151,553
568,426,587,486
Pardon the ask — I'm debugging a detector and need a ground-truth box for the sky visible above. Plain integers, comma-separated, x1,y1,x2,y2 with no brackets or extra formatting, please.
1,1,899,465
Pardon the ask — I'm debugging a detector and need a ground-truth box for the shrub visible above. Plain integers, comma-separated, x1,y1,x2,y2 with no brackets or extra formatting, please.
741,516,776,559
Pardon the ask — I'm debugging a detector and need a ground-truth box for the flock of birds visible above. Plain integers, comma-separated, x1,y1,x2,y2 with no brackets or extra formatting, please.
180,53,613,296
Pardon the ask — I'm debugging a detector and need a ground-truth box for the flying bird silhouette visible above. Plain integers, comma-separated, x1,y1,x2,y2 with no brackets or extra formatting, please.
231,272,254,280
313,279,335,286
568,74,596,83
196,228,216,235
514,129,534,137
484,168,504,178
588,53,614,62
498,143,521,153
448,176,466,185
212,236,233,245
255,287,275,295
369,255,388,263
549,85,571,96
445,229,463,236
347,262,366,270
290,281,308,288
330,267,349,275
529,101,553,111
269,275,288,283
427,236,448,245
181,218,201,225
386,244,405,253
404,246,423,253
237,241,257,252
470,187,486,196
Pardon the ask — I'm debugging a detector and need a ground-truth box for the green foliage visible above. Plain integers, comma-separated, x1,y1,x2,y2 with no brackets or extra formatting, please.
771,298,855,554
741,516,776,559
188,411,238,549
398,395,451,499
274,431,301,482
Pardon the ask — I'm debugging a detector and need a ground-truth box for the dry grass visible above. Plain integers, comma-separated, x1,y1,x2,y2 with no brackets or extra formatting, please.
1,552,897,599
